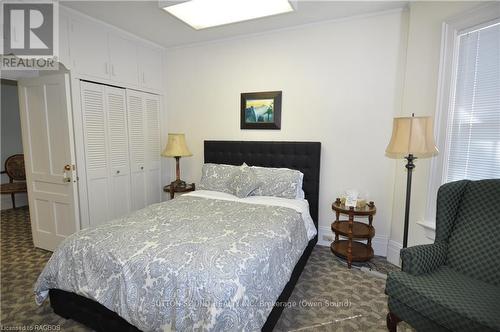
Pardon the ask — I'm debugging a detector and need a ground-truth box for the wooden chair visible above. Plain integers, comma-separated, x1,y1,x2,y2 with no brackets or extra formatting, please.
0,154,27,209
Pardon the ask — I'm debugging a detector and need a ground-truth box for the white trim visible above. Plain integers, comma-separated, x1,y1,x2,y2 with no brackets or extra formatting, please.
386,240,402,267
416,220,436,241
71,77,91,229
159,94,171,202
72,72,165,96
166,7,407,50
317,226,334,246
317,226,389,257
425,3,500,227
372,235,389,257
459,18,500,36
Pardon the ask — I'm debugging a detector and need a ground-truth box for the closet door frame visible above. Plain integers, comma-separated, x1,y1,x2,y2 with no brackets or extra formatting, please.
73,79,166,229
143,92,162,205
159,94,168,202
71,78,91,228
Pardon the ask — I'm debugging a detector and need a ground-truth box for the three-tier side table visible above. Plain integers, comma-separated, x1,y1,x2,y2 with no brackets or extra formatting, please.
330,198,376,268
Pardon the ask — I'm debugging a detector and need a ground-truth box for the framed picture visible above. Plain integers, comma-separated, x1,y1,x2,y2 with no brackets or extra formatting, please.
240,91,282,129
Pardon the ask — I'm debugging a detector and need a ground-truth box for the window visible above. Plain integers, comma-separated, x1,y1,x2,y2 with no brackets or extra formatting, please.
423,5,500,230
444,22,500,182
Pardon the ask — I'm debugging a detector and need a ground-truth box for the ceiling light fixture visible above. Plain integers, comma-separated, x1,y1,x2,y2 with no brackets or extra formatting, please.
162,0,295,30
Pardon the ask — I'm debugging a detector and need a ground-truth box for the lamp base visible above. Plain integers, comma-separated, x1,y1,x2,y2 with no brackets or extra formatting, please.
170,179,187,189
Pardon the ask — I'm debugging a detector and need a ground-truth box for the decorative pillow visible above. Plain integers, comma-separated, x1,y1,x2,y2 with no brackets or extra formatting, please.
251,166,303,199
227,165,260,198
198,163,240,194
297,172,305,199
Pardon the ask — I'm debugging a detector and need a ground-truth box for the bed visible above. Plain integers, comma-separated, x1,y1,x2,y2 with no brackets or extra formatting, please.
40,140,321,331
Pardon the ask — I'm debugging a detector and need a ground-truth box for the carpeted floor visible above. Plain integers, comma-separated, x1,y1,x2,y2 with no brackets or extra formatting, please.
1,207,413,331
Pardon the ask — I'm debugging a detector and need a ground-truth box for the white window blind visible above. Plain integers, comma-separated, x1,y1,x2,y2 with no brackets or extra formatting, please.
444,22,500,183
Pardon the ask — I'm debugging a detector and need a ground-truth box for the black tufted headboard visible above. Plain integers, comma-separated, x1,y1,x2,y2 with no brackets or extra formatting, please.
204,141,321,231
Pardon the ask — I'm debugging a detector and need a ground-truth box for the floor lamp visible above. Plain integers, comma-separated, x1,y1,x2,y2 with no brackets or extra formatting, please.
386,114,438,248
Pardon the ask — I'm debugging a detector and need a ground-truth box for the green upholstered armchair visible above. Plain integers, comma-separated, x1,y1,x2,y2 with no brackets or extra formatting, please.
385,179,500,332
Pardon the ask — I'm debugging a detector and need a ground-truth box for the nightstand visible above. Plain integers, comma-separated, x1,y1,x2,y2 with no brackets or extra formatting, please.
163,183,195,199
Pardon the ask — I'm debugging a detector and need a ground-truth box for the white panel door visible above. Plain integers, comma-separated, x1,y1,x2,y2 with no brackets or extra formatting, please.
18,74,80,251
80,82,111,226
139,45,163,91
105,86,132,218
70,17,110,79
126,90,147,210
144,93,161,205
108,34,139,86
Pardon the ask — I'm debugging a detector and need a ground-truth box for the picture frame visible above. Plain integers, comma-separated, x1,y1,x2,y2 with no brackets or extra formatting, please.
240,91,282,130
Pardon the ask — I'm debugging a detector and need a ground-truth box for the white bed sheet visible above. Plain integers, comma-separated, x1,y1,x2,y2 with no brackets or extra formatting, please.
184,190,317,240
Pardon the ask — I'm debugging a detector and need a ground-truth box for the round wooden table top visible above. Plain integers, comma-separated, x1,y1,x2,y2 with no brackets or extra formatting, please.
331,198,376,216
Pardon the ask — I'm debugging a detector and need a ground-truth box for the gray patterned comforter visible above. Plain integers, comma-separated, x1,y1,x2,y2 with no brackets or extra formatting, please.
34,195,309,331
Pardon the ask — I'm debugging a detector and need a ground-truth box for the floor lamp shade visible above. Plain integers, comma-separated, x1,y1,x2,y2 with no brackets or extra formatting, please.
385,115,438,251
161,133,192,189
386,116,438,158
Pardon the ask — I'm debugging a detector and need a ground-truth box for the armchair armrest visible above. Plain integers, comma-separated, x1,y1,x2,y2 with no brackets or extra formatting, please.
400,242,447,276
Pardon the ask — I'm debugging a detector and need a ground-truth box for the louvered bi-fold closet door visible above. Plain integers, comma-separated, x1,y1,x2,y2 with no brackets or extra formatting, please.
126,90,147,210
144,93,161,205
80,82,112,226
105,86,132,219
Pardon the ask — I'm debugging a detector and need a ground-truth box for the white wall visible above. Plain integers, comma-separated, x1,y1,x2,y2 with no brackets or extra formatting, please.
1,81,28,209
386,1,483,265
165,9,408,256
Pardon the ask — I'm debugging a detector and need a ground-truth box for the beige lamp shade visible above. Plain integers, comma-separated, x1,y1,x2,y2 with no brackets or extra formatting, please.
161,133,192,157
386,116,438,159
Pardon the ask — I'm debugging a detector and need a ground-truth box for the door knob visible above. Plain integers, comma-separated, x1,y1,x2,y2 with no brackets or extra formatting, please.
63,164,72,183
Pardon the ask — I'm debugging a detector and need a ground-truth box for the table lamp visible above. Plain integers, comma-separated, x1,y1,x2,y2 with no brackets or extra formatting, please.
161,133,192,189
386,114,438,248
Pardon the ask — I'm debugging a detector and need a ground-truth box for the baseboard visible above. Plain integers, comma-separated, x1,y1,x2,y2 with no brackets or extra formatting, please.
317,226,335,247
372,235,389,257
317,226,389,257
386,240,402,267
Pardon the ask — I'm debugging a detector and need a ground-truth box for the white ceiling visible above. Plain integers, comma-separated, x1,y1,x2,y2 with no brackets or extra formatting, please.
62,1,408,48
